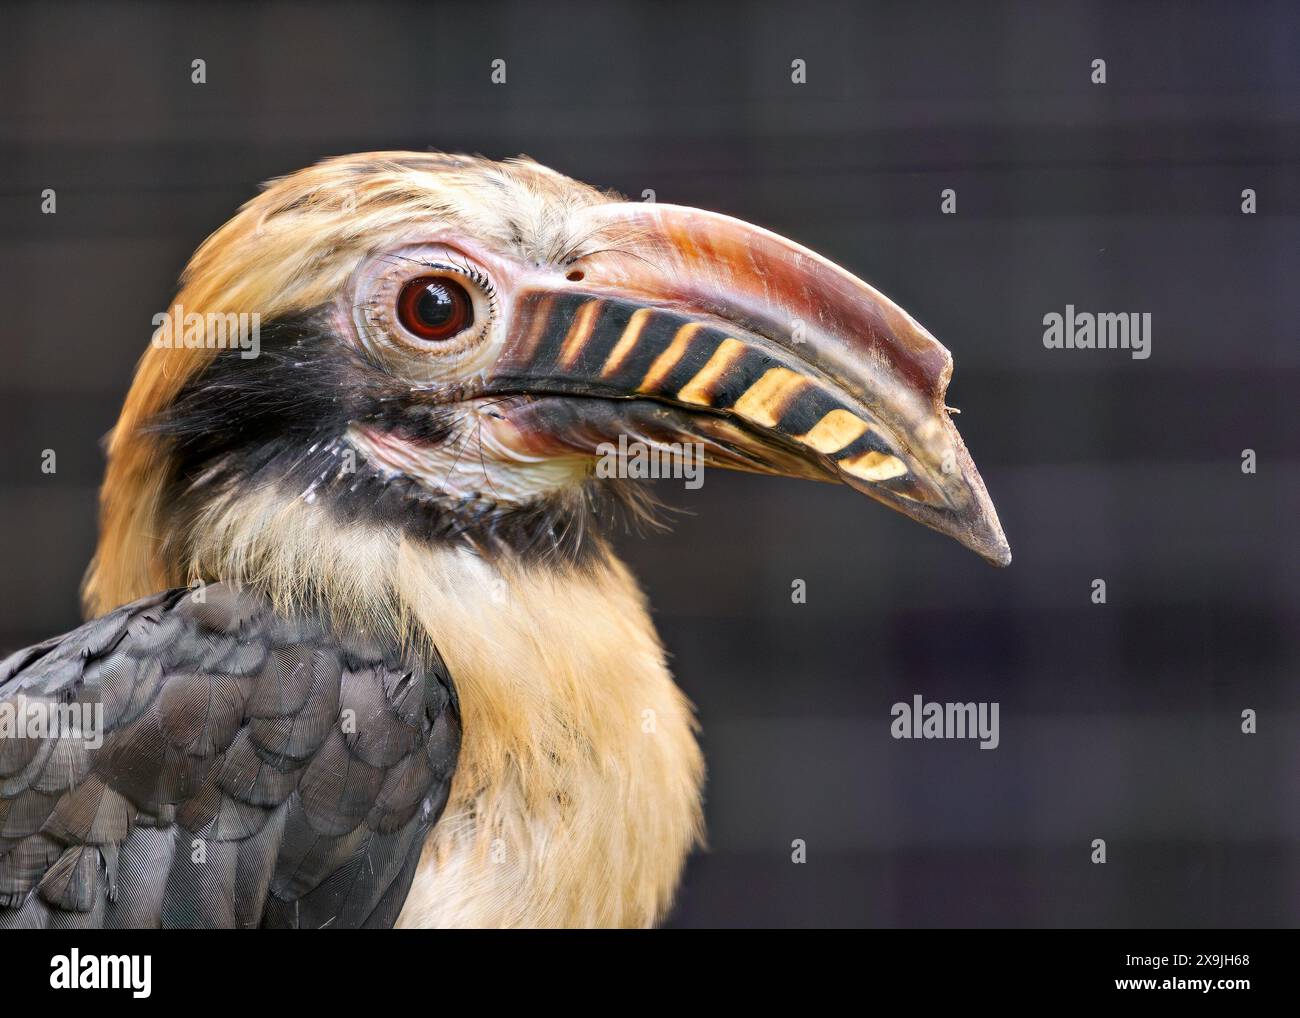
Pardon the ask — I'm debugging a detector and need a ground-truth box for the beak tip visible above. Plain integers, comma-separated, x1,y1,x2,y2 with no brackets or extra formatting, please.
956,519,1011,567
985,544,1013,568
967,509,1012,568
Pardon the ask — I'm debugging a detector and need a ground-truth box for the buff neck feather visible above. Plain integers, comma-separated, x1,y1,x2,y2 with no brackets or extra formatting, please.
98,482,704,927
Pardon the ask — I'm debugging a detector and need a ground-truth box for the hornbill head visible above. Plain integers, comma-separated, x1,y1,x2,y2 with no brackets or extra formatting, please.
86,151,1008,616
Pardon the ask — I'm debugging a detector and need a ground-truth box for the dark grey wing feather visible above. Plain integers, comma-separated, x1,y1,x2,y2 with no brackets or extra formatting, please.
0,583,460,929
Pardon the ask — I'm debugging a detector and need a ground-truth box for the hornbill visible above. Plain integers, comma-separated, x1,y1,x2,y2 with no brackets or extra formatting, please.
0,152,1009,928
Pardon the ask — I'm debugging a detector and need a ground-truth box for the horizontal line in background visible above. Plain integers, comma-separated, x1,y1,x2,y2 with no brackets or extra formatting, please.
700,712,1300,849
667,842,1300,927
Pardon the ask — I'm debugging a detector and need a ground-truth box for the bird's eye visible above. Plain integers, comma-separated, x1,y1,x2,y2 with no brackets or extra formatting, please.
397,276,474,342
351,249,499,378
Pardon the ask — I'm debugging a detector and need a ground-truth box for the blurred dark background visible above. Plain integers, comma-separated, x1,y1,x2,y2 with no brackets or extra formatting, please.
1,0,1296,927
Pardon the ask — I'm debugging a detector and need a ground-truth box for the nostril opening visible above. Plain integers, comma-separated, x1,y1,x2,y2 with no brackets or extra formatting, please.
566,269,584,282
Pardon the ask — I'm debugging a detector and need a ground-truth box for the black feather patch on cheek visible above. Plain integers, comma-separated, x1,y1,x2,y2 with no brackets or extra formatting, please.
147,308,454,523
144,311,647,566
151,311,456,454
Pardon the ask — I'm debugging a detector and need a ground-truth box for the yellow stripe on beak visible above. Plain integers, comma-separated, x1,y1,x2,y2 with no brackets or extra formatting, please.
796,408,873,454
677,338,748,406
557,299,604,370
639,322,704,393
601,307,653,378
840,449,909,481
733,367,812,428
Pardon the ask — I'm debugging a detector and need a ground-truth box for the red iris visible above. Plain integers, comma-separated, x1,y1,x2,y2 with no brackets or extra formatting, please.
396,276,473,341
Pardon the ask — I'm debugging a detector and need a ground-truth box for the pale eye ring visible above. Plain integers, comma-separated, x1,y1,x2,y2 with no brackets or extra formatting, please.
348,245,501,382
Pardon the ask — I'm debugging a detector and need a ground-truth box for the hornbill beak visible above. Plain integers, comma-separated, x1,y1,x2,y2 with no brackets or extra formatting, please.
482,202,1011,566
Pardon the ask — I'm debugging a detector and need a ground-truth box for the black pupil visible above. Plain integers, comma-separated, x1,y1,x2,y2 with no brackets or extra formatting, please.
417,282,456,327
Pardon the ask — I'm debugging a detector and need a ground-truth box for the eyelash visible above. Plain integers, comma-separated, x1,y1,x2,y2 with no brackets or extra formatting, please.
409,256,499,323
355,255,499,356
